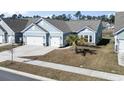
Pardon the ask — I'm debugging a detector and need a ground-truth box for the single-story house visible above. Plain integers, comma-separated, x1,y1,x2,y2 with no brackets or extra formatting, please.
66,20,103,45
0,18,39,44
22,18,72,47
114,12,124,52
22,18,103,47
0,17,103,47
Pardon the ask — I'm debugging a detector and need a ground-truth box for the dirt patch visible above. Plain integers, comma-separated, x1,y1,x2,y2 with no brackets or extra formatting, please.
0,45,19,52
24,41,124,75
0,61,106,81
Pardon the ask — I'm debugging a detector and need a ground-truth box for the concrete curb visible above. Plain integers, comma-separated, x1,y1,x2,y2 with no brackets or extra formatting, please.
0,67,56,81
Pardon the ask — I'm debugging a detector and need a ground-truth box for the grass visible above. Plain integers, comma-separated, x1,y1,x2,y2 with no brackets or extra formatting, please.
0,44,19,52
0,61,106,81
24,36,124,75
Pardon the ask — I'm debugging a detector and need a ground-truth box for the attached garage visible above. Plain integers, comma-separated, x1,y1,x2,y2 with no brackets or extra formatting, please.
23,24,47,46
118,40,124,52
50,37,61,47
26,36,44,45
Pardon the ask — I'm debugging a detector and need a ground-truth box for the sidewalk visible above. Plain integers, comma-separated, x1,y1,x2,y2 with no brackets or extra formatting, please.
13,58,124,81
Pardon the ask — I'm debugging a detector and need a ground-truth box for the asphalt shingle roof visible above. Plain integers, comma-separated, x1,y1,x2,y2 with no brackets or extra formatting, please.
2,17,101,33
115,12,124,32
43,18,72,32
66,20,101,32
3,18,40,32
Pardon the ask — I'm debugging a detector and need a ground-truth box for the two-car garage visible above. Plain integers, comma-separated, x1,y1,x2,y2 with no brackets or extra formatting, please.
25,36,61,47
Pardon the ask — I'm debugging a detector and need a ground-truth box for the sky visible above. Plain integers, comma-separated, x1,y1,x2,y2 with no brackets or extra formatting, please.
1,11,115,17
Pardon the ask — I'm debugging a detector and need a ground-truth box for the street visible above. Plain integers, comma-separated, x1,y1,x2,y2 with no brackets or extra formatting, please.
0,70,39,81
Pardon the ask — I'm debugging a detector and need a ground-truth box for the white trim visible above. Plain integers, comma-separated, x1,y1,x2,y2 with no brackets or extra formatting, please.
0,18,14,35
41,18,63,32
114,27,124,35
77,26,96,33
22,23,47,33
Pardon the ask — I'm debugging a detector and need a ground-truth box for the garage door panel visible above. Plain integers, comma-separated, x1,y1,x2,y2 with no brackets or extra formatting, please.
51,37,61,47
27,36,44,45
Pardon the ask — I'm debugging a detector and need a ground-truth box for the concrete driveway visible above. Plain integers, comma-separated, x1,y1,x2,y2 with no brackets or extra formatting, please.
0,45,57,62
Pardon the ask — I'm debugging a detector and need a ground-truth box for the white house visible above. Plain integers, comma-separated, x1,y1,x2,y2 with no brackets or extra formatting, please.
22,18,103,47
66,20,103,45
114,12,124,53
0,17,103,47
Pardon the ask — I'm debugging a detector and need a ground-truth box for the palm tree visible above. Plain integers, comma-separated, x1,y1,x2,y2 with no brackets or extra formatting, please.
74,11,82,20
77,35,87,46
66,34,79,52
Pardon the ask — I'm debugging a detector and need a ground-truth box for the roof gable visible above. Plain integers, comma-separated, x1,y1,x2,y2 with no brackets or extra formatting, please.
43,18,72,32
66,20,101,32
23,23,48,33
2,18,40,33
115,12,124,33
78,26,95,33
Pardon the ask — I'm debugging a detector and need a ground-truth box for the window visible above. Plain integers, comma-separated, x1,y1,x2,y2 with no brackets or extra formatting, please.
89,36,92,42
84,35,88,42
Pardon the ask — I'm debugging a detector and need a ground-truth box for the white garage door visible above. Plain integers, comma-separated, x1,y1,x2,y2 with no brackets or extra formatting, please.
27,36,44,45
0,36,3,43
50,37,61,47
119,40,124,52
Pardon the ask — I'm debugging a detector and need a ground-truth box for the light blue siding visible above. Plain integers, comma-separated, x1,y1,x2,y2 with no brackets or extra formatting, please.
78,28,96,44
38,19,62,33
23,25,47,45
38,19,65,46
23,25,47,36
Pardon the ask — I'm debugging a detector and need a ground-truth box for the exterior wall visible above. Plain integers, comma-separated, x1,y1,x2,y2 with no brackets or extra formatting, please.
114,30,124,52
37,19,64,47
117,30,124,39
114,35,118,52
78,28,96,45
23,25,47,45
0,29,4,35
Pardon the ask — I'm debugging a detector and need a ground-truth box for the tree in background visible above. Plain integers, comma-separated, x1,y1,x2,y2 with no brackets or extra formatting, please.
0,14,5,18
86,15,92,20
51,14,56,19
18,14,23,19
12,14,18,19
109,14,115,23
74,11,82,20
67,14,72,21
33,15,41,18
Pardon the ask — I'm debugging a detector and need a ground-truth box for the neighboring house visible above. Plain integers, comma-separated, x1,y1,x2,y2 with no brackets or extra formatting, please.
66,20,103,45
0,17,103,47
0,18,39,44
22,18,72,47
0,18,15,43
114,12,124,52
22,18,103,47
